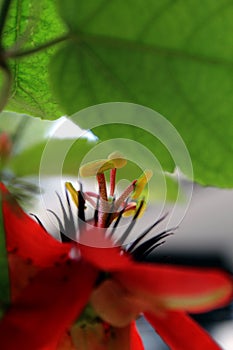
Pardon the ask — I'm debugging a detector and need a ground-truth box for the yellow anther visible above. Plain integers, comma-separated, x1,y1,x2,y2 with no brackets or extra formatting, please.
108,151,127,169
122,202,137,217
122,201,146,218
65,182,79,207
132,169,153,199
137,200,146,218
79,159,115,177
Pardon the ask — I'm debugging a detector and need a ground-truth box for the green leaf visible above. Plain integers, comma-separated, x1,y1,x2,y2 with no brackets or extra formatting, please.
0,111,54,152
9,138,97,176
8,136,179,201
49,0,233,187
2,0,66,119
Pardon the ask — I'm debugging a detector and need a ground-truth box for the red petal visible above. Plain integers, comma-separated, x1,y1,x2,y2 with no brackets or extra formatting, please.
130,322,144,350
1,183,71,267
78,224,132,271
0,260,97,350
115,263,233,312
8,253,39,302
79,242,131,271
145,310,222,350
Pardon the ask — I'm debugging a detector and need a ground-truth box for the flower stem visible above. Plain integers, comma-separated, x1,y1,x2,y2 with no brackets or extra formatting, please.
96,173,109,228
110,168,116,197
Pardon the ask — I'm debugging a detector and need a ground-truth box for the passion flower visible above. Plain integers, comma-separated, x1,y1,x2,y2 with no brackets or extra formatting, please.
0,154,232,350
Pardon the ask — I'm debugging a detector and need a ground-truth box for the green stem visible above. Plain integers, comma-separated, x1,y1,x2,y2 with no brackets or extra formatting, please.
0,60,12,112
5,33,70,59
0,0,12,46
0,0,13,111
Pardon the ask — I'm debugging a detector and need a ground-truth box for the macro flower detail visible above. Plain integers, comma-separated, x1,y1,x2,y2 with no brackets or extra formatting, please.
0,154,232,350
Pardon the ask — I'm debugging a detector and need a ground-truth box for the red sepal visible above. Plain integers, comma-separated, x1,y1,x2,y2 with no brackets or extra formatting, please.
1,183,71,267
145,310,222,350
0,260,98,350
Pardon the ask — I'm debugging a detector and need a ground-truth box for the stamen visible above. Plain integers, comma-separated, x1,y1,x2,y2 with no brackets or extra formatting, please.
65,182,78,206
108,200,129,238
96,173,108,201
132,169,153,199
97,173,109,228
110,168,116,197
114,180,137,211
105,197,116,228
65,188,76,233
85,192,99,198
84,192,97,208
